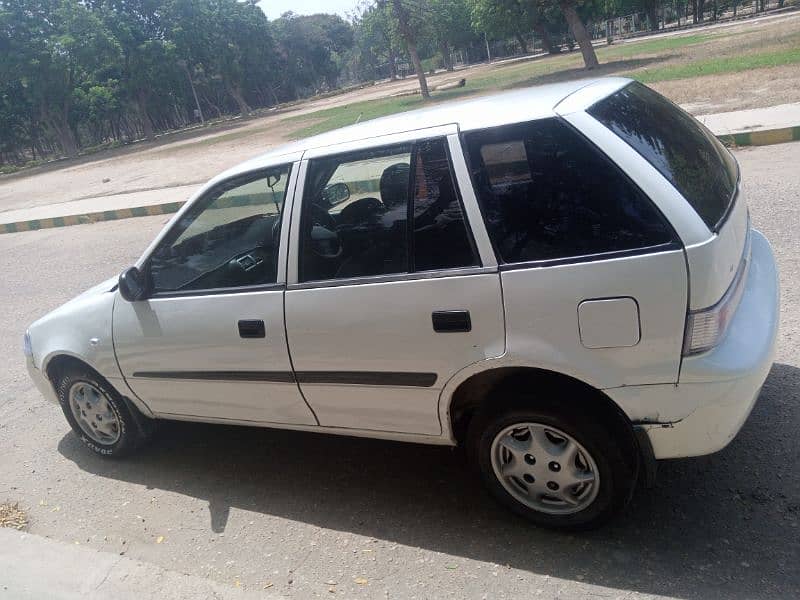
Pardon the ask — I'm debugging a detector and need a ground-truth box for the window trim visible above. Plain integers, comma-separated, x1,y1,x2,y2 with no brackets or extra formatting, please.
286,265,497,291
497,241,683,272
150,282,286,300
288,136,483,288
460,116,681,267
143,163,298,298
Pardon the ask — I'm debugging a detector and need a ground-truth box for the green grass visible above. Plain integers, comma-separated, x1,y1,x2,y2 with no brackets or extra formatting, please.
599,33,712,59
283,31,800,140
284,88,477,139
629,46,800,82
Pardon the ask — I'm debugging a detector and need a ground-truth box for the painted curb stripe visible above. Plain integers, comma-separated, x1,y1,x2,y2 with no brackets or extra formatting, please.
3,126,799,235
0,201,185,234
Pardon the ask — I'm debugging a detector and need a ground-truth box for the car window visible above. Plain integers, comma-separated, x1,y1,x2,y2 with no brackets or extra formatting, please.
412,138,478,272
298,139,479,283
149,165,292,293
588,82,738,231
299,145,412,282
463,118,675,264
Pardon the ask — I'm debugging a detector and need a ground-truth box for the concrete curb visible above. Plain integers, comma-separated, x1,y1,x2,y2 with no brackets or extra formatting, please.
717,125,800,148
2,126,799,235
1,201,184,234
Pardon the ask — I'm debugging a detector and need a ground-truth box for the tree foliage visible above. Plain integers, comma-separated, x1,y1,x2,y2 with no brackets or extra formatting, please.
0,0,714,165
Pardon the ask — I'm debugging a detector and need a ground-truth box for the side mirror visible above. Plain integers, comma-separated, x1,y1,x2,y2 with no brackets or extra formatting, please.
322,182,350,206
118,266,149,302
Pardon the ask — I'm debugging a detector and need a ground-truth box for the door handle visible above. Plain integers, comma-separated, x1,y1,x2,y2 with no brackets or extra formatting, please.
432,310,471,333
238,319,265,338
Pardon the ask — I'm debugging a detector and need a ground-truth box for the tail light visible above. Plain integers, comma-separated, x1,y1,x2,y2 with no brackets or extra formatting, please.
683,227,750,356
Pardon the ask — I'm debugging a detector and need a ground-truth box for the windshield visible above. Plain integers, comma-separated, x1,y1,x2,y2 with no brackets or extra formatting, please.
588,82,738,231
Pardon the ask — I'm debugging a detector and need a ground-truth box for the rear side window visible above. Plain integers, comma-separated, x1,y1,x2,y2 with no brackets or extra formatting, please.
298,138,478,283
463,118,674,264
588,82,738,231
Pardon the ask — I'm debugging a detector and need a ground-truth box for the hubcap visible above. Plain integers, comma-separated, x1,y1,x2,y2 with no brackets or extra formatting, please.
68,382,120,445
490,422,599,515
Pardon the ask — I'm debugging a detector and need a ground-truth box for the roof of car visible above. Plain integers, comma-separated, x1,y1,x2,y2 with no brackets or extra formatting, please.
219,76,632,179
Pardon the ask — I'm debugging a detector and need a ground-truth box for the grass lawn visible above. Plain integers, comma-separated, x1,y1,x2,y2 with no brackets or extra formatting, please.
283,88,477,139
599,33,713,58
283,22,800,140
628,46,800,82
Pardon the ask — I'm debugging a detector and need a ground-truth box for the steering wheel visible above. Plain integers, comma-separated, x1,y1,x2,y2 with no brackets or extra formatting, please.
309,204,342,260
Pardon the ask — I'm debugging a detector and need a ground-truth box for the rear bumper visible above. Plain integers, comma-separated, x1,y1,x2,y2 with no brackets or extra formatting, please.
611,229,779,459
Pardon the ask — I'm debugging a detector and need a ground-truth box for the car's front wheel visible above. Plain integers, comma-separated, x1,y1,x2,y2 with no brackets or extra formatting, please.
57,367,152,457
469,403,636,530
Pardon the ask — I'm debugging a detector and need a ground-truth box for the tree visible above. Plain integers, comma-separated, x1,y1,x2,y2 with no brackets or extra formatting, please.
272,12,355,97
1,0,119,157
429,0,477,70
351,2,403,81
470,0,560,55
386,0,430,98
91,0,180,140
555,0,599,69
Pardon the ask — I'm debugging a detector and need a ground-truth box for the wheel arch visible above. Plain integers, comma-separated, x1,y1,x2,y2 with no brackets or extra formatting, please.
44,352,154,419
444,365,642,474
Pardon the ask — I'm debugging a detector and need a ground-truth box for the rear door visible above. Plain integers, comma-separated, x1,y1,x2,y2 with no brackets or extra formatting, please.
284,130,505,435
461,117,689,389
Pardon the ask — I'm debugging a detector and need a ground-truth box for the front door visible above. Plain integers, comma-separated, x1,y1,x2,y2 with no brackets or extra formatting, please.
285,135,505,435
114,163,316,425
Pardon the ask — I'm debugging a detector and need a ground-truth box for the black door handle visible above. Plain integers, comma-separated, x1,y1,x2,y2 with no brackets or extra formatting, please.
432,310,471,333
238,319,265,338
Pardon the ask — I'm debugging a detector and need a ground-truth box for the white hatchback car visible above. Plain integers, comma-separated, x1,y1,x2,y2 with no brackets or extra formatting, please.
25,78,779,529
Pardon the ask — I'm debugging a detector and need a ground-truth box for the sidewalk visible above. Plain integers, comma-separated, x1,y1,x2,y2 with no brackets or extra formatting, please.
0,528,274,600
1,102,799,234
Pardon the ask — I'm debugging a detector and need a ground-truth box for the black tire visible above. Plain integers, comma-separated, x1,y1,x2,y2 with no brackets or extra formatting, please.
468,401,636,530
56,367,152,458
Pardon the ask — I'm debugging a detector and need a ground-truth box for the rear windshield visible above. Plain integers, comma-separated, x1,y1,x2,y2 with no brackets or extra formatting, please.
588,82,738,231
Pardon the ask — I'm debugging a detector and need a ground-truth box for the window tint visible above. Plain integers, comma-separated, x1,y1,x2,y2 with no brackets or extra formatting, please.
464,118,674,264
588,82,738,230
412,139,478,272
150,165,291,293
298,139,479,283
299,145,412,282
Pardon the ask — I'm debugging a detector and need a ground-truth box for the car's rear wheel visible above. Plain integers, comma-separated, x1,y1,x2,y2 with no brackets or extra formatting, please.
469,403,636,530
57,367,152,457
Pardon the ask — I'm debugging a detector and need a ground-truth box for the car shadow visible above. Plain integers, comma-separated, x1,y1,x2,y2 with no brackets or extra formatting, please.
58,362,800,599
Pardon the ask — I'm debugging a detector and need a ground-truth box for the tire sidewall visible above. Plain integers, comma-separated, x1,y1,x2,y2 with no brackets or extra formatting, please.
57,371,137,458
470,406,634,530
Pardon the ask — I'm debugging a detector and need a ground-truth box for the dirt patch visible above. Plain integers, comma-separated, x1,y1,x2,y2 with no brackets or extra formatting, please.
0,502,28,530
655,63,800,113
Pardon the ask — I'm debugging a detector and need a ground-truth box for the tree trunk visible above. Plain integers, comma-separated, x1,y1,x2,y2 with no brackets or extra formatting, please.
136,91,155,141
388,48,398,80
407,41,430,98
533,23,559,54
391,0,430,99
559,0,599,70
514,33,529,54
644,0,659,29
439,40,454,71
51,117,79,158
697,0,705,21
228,85,251,116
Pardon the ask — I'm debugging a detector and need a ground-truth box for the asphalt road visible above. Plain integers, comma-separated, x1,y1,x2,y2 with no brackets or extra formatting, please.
1,142,799,599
